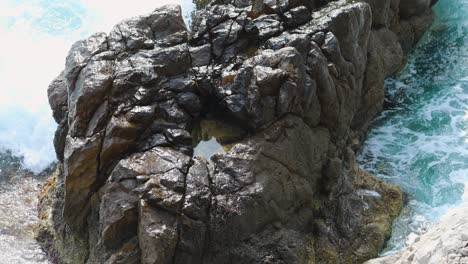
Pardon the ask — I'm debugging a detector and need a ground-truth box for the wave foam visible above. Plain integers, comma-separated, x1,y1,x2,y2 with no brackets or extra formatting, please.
359,0,468,253
0,0,194,173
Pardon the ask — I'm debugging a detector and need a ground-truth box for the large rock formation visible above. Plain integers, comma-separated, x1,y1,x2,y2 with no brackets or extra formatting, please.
39,0,435,263
365,206,468,264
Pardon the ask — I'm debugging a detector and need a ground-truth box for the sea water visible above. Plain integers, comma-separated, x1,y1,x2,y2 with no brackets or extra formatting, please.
358,0,468,254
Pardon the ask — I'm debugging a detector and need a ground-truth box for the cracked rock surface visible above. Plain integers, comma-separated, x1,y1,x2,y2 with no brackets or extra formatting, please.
39,0,435,263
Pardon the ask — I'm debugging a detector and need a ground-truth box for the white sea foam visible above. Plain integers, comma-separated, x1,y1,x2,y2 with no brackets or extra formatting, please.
357,189,382,198
0,0,194,173
0,176,49,263
358,0,468,253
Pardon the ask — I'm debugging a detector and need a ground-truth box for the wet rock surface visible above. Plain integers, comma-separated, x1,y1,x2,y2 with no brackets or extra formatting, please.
40,1,434,263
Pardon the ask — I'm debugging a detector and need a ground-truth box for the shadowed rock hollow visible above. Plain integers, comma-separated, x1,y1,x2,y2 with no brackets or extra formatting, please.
39,0,436,263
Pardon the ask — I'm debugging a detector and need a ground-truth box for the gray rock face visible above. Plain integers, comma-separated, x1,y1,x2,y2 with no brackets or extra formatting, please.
47,72,68,123
40,1,434,263
400,0,431,18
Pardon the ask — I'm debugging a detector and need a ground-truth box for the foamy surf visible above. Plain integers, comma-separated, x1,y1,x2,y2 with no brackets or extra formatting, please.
359,0,468,254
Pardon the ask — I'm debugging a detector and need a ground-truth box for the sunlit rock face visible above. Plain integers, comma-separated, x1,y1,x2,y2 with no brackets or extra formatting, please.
365,207,468,264
40,1,434,263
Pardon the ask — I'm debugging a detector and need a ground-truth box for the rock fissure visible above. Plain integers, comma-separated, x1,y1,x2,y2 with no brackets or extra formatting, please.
200,161,214,263
260,152,305,179
171,160,192,264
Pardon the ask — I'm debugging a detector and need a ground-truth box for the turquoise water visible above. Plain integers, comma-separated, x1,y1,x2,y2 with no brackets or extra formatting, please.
358,0,468,254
